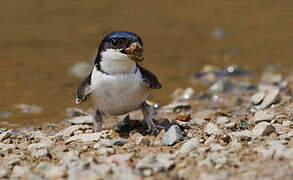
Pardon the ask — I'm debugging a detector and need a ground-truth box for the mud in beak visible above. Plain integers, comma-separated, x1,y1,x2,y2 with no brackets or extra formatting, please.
121,42,144,62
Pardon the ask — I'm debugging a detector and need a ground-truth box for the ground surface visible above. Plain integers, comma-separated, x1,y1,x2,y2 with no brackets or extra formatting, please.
1,65,293,180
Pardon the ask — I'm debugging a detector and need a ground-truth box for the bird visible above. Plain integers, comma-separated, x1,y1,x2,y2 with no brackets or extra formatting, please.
75,31,161,134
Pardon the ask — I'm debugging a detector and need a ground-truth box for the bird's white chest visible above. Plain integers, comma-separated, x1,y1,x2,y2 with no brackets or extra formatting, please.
90,67,148,115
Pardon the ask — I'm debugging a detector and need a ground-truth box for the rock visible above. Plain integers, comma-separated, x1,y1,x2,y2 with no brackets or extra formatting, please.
14,104,42,113
65,131,107,144
68,115,93,125
193,110,216,121
260,87,280,109
252,122,275,137
66,108,87,117
175,112,191,122
175,138,198,155
229,141,242,152
190,117,205,126
56,125,90,138
0,169,7,178
160,102,191,113
12,166,29,178
208,79,234,94
205,122,222,136
98,147,115,155
27,142,51,158
0,130,11,141
210,144,225,151
6,155,21,166
229,130,252,141
224,122,236,129
94,139,113,149
136,136,151,146
250,92,265,105
61,151,79,164
161,125,184,146
107,153,133,165
0,143,15,153
136,153,175,172
216,116,229,125
252,110,275,123
113,137,128,146
44,166,67,180
273,123,289,135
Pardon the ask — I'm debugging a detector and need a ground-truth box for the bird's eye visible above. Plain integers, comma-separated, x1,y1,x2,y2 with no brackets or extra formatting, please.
111,39,118,46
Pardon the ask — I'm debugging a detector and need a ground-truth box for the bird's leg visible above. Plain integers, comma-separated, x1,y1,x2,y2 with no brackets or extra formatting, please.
141,101,159,134
93,110,103,132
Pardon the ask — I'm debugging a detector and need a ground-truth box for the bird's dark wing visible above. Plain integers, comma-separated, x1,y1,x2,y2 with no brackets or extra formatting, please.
76,71,92,104
138,65,162,89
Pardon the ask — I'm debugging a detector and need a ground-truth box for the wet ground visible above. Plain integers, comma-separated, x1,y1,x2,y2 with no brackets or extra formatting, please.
1,0,293,127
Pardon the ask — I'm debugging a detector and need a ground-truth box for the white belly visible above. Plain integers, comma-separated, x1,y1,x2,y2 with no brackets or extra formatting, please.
90,67,149,115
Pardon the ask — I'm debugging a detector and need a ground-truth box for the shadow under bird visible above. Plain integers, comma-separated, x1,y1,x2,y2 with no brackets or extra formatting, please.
75,31,161,134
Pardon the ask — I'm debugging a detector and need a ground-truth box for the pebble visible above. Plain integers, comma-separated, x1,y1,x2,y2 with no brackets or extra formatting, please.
216,116,229,125
107,153,133,165
252,122,275,137
260,88,280,109
208,79,234,94
205,122,222,136
272,123,288,135
68,115,93,125
224,122,236,129
175,138,198,155
161,125,184,146
0,130,11,141
136,153,175,172
250,91,265,105
99,147,115,155
113,137,128,146
27,142,51,158
252,110,275,123
66,108,87,117
190,117,205,126
12,166,29,178
229,130,252,141
65,132,107,144
44,166,67,179
0,143,15,153
55,125,89,138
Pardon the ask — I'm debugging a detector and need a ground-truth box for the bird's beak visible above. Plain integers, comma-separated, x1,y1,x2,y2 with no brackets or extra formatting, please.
121,42,144,62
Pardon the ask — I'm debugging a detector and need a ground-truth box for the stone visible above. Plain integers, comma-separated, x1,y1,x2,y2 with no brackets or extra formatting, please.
216,116,229,125
136,153,175,172
0,130,11,141
98,147,115,155
44,166,67,179
65,132,107,144
273,123,288,135
113,137,128,146
252,122,275,137
260,87,280,109
250,91,265,105
68,115,93,125
205,122,222,136
107,153,133,165
208,79,234,94
160,102,191,113
55,125,90,138
27,142,51,158
190,117,205,126
224,122,236,129
94,139,113,148
161,125,184,146
0,143,15,153
252,110,275,123
175,138,198,155
0,169,7,178
229,130,252,141
12,166,29,178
